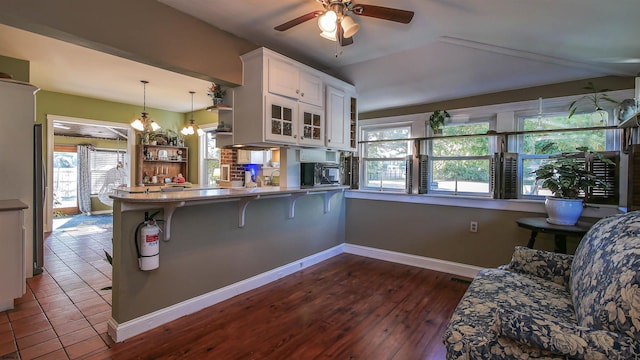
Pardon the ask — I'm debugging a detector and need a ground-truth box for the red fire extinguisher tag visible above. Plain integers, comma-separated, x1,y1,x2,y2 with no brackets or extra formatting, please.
146,234,159,243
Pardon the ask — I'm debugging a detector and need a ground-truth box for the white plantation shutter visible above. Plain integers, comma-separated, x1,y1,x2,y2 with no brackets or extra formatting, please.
90,150,120,194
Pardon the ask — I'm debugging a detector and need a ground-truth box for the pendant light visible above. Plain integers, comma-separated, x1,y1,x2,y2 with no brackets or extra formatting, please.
131,80,160,132
181,91,204,136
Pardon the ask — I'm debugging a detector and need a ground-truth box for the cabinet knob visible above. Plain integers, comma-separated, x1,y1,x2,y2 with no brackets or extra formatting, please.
301,92,304,97
296,89,300,94
294,135,297,139
328,139,331,142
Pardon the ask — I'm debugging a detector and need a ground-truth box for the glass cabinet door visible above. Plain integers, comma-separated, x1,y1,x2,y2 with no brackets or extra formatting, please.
265,94,298,144
299,103,324,147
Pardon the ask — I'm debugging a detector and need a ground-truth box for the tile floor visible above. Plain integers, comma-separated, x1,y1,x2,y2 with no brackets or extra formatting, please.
0,217,114,360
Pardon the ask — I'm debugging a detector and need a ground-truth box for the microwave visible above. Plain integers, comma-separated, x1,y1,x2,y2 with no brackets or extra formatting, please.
301,163,341,187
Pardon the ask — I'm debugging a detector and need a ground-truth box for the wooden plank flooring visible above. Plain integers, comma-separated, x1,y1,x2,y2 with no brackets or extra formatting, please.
101,254,469,360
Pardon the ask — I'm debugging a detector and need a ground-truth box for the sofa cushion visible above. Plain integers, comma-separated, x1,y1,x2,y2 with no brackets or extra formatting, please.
494,308,640,359
570,211,640,342
444,268,574,359
499,246,573,287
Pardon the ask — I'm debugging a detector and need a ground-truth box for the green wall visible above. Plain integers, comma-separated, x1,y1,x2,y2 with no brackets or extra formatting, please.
346,199,587,268
37,90,219,187
0,54,29,82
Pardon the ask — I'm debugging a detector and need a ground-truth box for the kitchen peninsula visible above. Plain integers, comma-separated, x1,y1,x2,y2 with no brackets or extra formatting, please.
108,185,348,342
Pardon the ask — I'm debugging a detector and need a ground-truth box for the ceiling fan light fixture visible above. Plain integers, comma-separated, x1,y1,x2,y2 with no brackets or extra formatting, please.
318,10,337,32
341,15,360,38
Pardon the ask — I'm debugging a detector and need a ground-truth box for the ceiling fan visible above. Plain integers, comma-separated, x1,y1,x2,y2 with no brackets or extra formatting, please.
274,0,414,47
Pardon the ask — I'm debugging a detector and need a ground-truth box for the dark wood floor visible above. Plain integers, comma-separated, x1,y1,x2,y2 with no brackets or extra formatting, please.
104,254,469,360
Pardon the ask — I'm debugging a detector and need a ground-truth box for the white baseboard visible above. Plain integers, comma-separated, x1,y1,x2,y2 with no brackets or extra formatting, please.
108,243,480,343
343,243,483,279
108,244,344,343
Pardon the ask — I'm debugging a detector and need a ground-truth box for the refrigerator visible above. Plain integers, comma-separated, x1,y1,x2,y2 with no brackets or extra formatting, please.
33,123,44,275
0,79,38,286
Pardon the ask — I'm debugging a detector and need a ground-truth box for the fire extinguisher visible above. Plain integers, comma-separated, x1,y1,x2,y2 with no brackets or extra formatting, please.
134,212,161,271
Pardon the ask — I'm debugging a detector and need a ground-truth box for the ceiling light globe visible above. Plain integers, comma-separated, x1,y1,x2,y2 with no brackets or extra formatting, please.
341,15,360,38
197,128,205,136
150,121,161,131
320,30,337,41
131,119,145,131
318,10,337,32
181,127,189,136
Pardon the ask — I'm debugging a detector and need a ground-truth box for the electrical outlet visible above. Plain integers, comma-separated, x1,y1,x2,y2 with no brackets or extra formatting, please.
469,221,478,233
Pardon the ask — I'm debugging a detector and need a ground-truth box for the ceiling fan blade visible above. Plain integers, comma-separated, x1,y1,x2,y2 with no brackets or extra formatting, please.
274,10,324,31
350,4,414,24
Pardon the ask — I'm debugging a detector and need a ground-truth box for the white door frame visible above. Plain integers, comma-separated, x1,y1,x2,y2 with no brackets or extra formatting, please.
45,114,134,232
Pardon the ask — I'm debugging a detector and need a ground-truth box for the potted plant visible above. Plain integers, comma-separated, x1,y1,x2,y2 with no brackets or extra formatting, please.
207,82,226,106
534,146,614,225
568,82,619,121
428,110,450,135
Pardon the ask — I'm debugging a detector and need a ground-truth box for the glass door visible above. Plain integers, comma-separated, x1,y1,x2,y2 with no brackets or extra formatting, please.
53,145,79,215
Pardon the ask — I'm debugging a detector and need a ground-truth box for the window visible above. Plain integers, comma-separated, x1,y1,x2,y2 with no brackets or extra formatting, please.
90,149,123,194
427,121,493,195
203,131,221,186
515,110,617,199
361,125,411,191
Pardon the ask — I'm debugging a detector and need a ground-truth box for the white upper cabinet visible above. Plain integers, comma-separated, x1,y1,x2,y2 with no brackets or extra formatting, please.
326,85,357,151
232,48,355,149
268,57,323,107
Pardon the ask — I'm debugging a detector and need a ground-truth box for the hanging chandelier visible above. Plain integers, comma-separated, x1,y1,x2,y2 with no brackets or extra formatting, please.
181,91,204,136
131,80,160,132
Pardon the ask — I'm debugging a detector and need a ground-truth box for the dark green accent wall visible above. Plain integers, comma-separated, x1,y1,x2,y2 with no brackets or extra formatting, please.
0,54,29,82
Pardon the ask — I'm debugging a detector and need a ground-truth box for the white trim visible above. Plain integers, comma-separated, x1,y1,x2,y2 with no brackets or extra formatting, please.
108,244,345,342
345,190,621,218
344,243,483,279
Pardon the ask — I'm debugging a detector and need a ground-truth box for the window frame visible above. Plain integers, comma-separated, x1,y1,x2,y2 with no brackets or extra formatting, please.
198,124,220,187
359,122,412,192
425,118,496,197
513,107,619,200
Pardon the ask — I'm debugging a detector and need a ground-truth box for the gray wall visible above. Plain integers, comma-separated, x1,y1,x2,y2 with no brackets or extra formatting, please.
112,193,345,323
345,198,585,268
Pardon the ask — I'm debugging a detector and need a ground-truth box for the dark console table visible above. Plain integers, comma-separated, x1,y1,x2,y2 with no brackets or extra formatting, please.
516,217,597,254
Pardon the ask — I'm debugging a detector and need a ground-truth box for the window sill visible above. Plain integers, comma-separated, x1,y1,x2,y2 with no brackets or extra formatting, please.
345,190,622,218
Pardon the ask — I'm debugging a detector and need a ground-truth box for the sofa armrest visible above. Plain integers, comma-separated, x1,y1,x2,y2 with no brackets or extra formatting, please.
499,246,573,287
493,308,640,359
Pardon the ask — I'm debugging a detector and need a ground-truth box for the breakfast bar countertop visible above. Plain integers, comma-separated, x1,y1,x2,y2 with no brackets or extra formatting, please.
110,185,350,203
110,185,349,239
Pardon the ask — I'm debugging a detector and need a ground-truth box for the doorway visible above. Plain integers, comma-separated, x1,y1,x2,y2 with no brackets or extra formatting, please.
45,114,135,233
53,145,79,215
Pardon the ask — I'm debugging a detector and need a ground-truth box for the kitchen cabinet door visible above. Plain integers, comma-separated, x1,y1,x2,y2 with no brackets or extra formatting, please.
265,94,298,144
298,103,324,147
298,71,323,107
268,57,299,100
326,86,350,150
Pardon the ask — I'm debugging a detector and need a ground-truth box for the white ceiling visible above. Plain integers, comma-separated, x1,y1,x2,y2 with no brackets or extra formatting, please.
1,0,639,115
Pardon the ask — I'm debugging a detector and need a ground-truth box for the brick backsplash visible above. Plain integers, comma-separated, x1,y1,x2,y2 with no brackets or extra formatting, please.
220,149,246,181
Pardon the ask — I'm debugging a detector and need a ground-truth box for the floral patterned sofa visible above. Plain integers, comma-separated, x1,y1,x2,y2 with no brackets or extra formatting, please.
443,211,640,359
